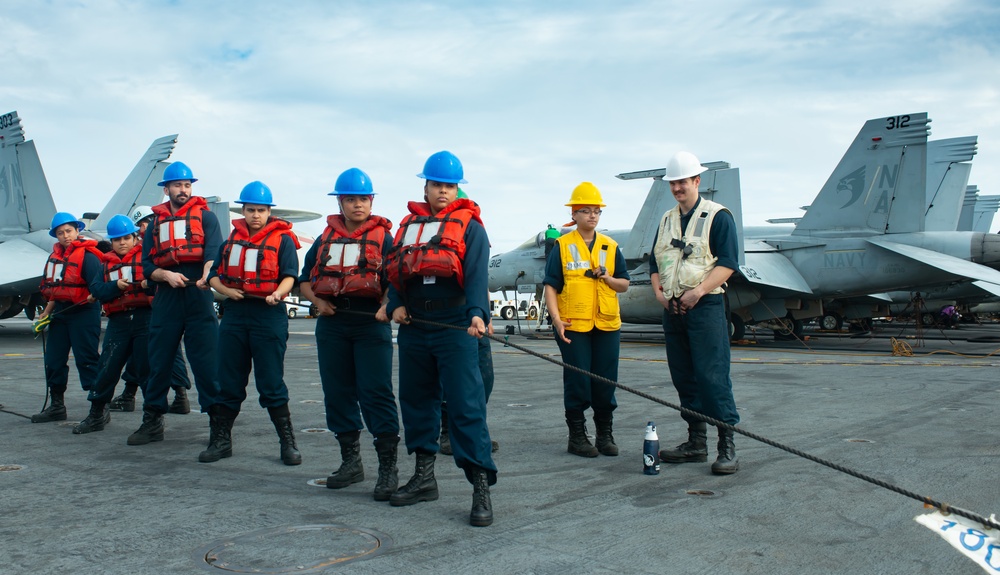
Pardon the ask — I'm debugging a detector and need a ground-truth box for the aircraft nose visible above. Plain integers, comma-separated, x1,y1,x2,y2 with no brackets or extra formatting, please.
971,233,1000,269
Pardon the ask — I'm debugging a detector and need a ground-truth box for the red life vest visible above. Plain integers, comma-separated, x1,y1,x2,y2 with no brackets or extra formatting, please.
310,214,392,299
102,244,153,314
149,196,208,267
216,217,300,297
40,238,103,304
386,198,482,290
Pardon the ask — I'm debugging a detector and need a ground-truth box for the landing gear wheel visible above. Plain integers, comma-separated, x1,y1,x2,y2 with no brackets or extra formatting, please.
820,313,842,331
774,317,803,340
729,314,745,341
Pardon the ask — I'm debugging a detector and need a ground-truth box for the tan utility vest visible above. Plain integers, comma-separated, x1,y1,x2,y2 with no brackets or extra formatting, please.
556,230,621,332
653,198,729,299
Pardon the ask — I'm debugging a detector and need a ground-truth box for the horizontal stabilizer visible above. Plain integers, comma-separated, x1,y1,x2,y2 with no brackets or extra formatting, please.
867,238,1000,284
739,251,813,295
90,135,178,234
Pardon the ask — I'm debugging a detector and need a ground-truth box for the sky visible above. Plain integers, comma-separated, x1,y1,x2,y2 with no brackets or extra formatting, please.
4,0,999,253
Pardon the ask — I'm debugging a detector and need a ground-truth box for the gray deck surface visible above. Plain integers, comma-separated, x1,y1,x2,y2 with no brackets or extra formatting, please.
2,317,997,574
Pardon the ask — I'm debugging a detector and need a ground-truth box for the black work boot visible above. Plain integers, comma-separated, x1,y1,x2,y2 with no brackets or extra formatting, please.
372,435,399,501
469,466,494,527
198,405,236,462
565,410,598,457
168,386,191,414
389,452,439,506
439,402,452,456
127,410,165,445
711,427,740,475
327,431,364,488
109,384,138,412
73,402,110,434
593,411,619,456
659,421,708,463
31,389,68,423
267,405,302,466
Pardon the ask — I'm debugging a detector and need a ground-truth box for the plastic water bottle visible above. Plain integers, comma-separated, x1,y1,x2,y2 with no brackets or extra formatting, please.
643,421,660,475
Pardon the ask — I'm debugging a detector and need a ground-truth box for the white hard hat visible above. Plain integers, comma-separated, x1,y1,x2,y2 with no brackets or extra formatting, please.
664,151,708,181
130,205,154,224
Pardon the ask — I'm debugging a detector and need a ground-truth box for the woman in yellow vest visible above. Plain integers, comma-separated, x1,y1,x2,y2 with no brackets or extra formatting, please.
542,182,630,457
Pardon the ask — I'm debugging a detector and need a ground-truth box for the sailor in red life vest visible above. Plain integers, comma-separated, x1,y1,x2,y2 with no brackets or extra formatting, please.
72,214,154,434
109,205,193,415
31,212,105,423
298,167,401,500
384,151,497,527
128,161,224,451
206,181,302,465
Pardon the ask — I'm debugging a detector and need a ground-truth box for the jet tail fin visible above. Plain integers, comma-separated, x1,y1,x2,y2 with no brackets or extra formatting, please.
924,136,977,231
0,111,57,239
971,194,1000,233
617,161,744,265
90,134,178,234
958,185,980,231
793,113,930,237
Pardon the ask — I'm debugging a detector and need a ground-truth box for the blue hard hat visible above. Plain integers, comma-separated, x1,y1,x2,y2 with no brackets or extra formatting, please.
417,151,467,184
235,180,276,206
106,214,139,239
157,161,198,187
49,212,85,238
329,167,375,196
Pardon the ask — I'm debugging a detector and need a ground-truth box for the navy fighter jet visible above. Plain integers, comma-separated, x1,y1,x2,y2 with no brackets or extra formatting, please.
488,112,1000,338
0,111,178,319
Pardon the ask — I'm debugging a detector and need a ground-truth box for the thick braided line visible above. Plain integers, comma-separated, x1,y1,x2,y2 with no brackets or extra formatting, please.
336,308,1000,531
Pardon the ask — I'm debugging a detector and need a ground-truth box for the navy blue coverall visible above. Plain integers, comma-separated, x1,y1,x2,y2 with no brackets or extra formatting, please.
386,218,497,486
122,349,191,392
211,235,299,412
649,196,740,427
299,238,399,438
87,274,153,405
43,252,103,394
543,241,630,413
140,207,223,415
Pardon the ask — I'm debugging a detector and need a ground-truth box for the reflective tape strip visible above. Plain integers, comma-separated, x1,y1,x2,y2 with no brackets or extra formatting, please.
342,244,361,266
243,249,259,273
172,220,186,241
402,223,422,247
228,245,243,268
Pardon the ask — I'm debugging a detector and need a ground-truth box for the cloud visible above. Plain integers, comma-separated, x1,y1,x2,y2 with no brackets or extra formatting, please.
1,0,998,248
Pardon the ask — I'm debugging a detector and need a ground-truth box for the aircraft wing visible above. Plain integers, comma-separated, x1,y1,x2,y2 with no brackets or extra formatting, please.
90,135,178,233
0,237,49,296
971,281,1000,298
867,238,1000,284
738,251,814,294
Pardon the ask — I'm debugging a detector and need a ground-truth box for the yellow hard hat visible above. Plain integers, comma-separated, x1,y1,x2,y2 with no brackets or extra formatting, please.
565,182,606,207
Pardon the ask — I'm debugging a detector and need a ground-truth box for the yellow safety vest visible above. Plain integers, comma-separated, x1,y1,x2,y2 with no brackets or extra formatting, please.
556,230,621,332
653,198,729,299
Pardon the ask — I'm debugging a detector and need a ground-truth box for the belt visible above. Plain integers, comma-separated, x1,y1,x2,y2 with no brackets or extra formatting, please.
330,296,381,311
408,296,466,311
